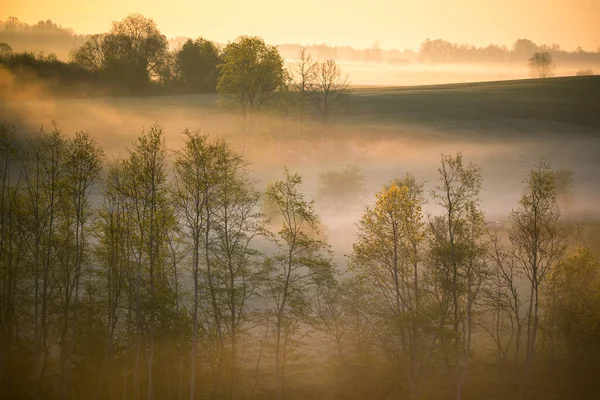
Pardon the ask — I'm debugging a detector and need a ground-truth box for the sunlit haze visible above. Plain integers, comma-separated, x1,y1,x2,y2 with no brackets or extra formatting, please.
2,0,599,50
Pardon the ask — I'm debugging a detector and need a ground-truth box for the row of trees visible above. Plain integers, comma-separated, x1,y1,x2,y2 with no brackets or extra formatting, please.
418,38,600,65
70,15,350,122
4,15,600,66
278,38,600,66
2,15,351,123
1,121,598,399
0,17,88,60
217,42,350,129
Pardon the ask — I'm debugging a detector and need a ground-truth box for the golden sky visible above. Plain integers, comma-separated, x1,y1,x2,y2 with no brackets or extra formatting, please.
2,0,599,50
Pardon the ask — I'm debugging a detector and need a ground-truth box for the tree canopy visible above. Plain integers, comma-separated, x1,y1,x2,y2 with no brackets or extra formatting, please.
217,36,287,121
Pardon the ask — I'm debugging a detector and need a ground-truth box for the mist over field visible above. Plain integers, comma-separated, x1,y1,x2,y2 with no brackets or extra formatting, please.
5,76,600,265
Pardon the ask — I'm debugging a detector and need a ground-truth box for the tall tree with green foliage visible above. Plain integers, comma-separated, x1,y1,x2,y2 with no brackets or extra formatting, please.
119,125,176,399
0,123,27,397
352,179,428,399
429,153,486,400
102,14,168,91
264,170,333,400
510,161,566,398
175,38,221,92
22,125,67,399
217,36,287,131
59,131,103,399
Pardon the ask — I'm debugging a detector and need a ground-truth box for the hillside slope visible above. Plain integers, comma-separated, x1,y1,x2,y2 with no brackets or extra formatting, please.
347,76,600,133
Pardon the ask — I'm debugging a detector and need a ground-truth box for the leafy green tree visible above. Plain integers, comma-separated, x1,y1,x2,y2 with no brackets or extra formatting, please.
172,131,214,399
264,169,333,400
59,131,103,399
428,153,486,400
173,130,263,397
103,14,168,91
69,34,106,71
510,161,566,398
550,247,600,396
352,181,428,398
94,161,131,399
217,36,287,130
175,38,221,92
119,125,177,399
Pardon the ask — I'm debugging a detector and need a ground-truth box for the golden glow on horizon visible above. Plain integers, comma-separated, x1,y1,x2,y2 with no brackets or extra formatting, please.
2,0,599,51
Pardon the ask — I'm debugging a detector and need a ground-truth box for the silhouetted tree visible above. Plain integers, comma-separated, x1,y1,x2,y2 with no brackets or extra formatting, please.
217,36,287,131
308,60,350,124
69,34,106,71
290,47,317,122
0,42,11,56
102,14,168,91
174,38,221,92
528,52,555,78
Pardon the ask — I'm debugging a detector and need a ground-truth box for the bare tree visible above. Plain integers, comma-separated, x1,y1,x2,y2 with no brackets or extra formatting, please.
308,60,350,124
290,47,317,122
172,131,212,400
528,52,555,78
95,162,129,400
485,233,525,385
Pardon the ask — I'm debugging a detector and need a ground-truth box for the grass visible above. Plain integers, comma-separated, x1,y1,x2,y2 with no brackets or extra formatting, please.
345,75,600,133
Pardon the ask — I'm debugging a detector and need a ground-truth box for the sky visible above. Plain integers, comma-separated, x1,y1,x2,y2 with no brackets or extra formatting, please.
2,0,599,51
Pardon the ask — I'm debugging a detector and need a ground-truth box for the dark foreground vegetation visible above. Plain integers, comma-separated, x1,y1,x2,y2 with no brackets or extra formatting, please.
1,119,599,400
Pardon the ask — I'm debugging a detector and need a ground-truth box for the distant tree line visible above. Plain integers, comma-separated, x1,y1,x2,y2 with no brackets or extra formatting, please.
2,14,598,101
1,15,352,126
1,120,599,400
0,17,89,60
0,50,115,98
0,15,224,96
277,38,600,66
417,38,600,65
3,15,600,67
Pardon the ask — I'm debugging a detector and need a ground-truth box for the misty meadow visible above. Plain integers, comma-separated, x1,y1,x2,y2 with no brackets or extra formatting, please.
1,8,600,400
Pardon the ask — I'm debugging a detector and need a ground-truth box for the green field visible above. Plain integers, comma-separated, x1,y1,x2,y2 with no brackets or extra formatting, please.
8,75,599,135
346,75,600,135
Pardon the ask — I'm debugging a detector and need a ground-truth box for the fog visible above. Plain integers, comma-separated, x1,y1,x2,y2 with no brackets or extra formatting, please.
4,77,600,270
331,62,598,86
340,63,598,86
